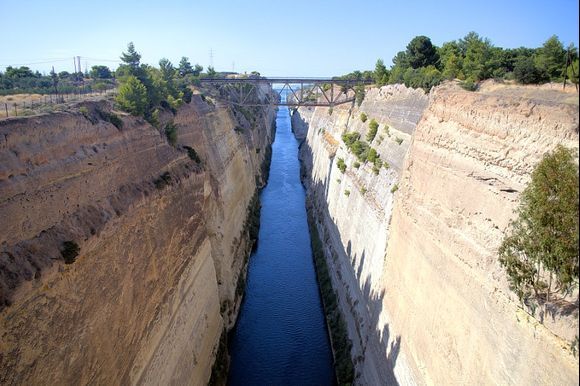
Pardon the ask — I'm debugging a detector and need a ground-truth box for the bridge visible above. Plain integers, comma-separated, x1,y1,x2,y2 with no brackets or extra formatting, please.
198,77,373,107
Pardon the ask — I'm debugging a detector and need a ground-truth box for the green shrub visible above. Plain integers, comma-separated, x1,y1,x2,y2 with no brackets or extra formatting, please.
391,183,399,193
79,106,89,117
61,241,80,264
360,186,367,195
184,146,201,163
342,132,360,147
350,140,370,162
353,161,361,169
102,110,123,129
367,119,378,142
460,77,478,91
344,189,350,197
165,122,178,146
367,148,379,164
395,137,403,145
360,112,368,122
154,171,172,189
116,75,148,116
336,158,347,173
499,145,578,317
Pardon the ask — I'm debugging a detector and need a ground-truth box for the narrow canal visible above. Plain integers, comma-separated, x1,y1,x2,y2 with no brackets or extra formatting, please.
227,103,335,385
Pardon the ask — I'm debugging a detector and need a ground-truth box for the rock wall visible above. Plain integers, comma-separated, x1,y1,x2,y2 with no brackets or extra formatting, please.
0,87,276,385
294,82,579,385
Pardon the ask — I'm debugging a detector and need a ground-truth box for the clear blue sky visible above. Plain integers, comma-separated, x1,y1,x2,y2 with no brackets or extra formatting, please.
1,0,578,76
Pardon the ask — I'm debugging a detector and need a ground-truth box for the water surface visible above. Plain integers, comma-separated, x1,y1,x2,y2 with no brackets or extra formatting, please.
227,105,335,385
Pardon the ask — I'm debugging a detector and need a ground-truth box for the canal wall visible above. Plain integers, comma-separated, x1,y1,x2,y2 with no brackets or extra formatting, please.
0,86,276,385
293,81,579,385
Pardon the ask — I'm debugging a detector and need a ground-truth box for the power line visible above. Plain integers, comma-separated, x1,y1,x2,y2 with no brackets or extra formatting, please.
0,58,70,67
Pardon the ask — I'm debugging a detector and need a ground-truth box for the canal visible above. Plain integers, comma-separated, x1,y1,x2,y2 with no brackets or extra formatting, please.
227,103,335,385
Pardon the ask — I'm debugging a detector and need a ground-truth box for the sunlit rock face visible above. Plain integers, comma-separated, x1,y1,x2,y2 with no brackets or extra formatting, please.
0,86,276,385
294,81,579,385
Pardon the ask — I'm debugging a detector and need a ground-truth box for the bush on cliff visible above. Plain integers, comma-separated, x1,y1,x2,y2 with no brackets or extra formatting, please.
499,145,579,320
61,241,80,264
116,75,148,116
367,119,378,142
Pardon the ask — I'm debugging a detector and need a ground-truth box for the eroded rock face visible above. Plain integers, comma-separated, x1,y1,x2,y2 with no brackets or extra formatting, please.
0,90,276,385
294,82,579,385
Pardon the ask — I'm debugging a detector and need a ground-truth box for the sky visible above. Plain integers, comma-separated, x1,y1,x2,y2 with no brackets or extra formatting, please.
0,0,578,77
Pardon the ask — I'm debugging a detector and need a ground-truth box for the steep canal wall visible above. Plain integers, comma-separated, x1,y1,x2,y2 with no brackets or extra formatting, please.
293,81,579,385
0,86,276,385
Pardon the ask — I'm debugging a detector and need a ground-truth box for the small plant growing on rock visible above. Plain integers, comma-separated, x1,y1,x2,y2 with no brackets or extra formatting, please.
344,189,351,197
391,183,399,193
165,122,178,146
395,137,403,145
183,146,201,164
154,171,172,189
367,119,379,142
61,241,80,264
353,161,361,169
360,186,367,195
360,112,368,122
337,158,347,173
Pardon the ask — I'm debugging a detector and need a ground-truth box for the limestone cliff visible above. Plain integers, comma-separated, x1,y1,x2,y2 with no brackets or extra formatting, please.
293,81,579,385
0,86,276,385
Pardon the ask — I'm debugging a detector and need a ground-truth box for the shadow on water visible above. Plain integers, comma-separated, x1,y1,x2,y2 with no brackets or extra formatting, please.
300,134,402,385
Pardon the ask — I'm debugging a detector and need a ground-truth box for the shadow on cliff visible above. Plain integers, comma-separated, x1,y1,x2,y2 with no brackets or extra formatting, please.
300,137,402,385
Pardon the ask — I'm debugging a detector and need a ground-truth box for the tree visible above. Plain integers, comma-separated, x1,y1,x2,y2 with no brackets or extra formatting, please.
206,66,216,77
178,57,194,77
90,65,112,79
499,145,579,320
406,36,439,69
5,66,35,78
50,67,58,94
116,75,148,116
459,32,493,80
374,59,389,86
535,35,567,81
514,57,547,84
120,42,142,70
193,64,203,76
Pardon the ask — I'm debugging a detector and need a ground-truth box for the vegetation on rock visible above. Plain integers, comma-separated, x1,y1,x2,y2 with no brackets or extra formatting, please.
499,146,579,320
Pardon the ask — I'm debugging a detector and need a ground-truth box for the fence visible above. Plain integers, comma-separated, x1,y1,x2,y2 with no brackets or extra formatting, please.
0,86,117,119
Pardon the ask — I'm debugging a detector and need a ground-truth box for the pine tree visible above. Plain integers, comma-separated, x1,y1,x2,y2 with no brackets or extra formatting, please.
116,75,148,116
120,42,142,70
499,145,579,320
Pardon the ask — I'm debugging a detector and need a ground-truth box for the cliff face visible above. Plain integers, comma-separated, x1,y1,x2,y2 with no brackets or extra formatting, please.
0,88,276,385
294,82,579,385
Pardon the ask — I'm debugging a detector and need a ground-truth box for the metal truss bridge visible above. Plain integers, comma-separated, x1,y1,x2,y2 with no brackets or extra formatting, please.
198,77,373,107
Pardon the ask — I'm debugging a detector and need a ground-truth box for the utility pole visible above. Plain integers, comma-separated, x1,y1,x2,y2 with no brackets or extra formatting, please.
209,48,214,68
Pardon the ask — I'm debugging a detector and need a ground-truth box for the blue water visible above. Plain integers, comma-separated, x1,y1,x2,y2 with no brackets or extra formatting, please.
227,105,335,385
